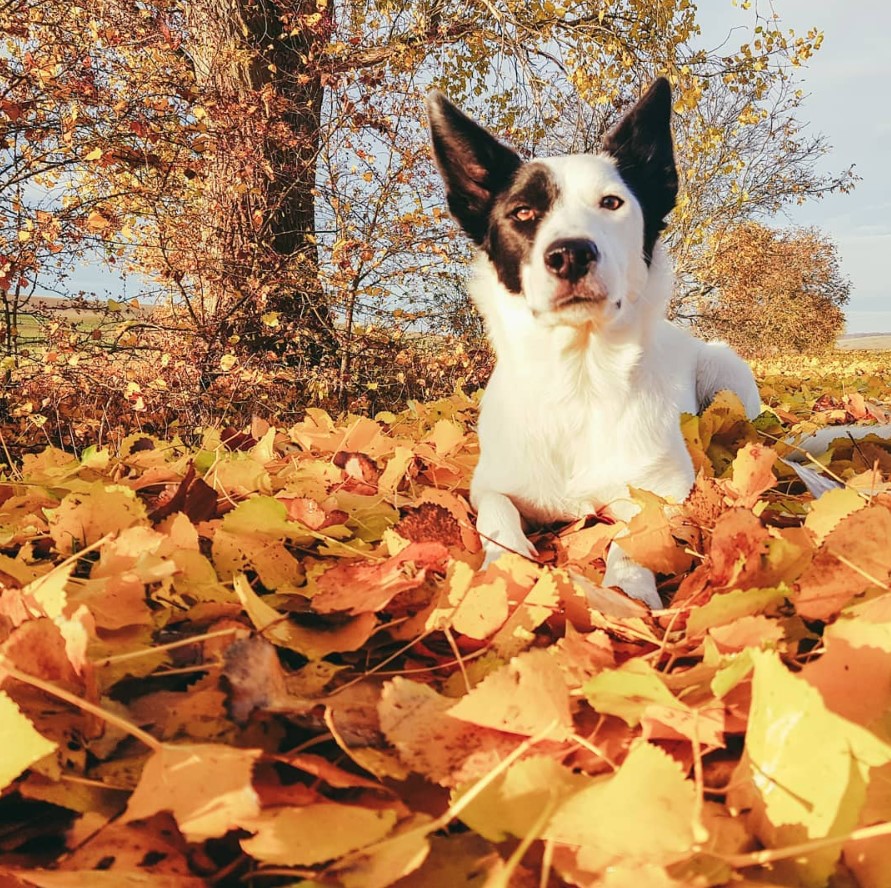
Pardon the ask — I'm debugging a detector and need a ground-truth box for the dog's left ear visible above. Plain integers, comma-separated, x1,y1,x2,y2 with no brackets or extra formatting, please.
602,78,678,262
427,92,522,245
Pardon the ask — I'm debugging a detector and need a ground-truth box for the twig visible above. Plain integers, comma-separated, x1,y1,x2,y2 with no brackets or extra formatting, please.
0,657,162,752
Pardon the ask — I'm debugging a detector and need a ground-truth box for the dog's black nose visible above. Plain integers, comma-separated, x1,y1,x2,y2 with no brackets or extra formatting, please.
544,238,599,282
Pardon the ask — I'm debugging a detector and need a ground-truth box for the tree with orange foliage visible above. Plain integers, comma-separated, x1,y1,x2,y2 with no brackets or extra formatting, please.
690,222,849,356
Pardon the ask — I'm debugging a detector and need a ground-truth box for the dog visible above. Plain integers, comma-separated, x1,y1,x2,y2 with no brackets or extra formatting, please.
426,79,763,608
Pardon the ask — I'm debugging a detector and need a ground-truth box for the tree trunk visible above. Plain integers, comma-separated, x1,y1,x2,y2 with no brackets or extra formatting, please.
185,0,337,365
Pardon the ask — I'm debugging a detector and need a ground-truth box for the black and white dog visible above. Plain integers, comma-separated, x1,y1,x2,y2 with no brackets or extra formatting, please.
426,79,762,608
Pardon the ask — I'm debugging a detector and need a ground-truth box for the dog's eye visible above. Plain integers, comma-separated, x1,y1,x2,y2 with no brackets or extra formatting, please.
600,195,624,211
510,206,539,223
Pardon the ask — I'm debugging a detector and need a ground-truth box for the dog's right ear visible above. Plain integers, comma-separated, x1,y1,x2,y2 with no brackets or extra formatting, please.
426,92,522,244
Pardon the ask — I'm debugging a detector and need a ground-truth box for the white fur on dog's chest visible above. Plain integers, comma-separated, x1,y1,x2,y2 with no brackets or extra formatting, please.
472,320,699,524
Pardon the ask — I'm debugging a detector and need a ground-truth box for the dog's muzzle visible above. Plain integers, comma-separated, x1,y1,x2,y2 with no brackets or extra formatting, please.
542,237,607,310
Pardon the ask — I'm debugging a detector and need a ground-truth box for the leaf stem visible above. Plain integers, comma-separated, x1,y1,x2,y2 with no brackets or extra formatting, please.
0,657,162,752
723,820,891,868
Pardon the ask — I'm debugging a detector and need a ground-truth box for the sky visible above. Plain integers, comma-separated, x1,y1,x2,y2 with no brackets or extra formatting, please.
69,1,889,332
699,1,891,333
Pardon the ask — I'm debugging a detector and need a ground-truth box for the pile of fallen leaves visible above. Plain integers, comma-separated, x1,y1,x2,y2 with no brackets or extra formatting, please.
2,376,891,887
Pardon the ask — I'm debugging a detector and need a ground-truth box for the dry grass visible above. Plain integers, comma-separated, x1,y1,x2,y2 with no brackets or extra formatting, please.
838,334,891,351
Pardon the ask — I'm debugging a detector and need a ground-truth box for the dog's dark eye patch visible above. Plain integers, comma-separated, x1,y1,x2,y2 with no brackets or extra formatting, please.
485,163,557,294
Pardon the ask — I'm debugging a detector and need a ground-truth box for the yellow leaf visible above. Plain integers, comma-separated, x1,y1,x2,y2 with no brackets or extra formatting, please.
0,691,58,791
379,445,415,494
491,571,561,657
85,210,111,232
84,147,102,161
686,585,787,637
447,649,573,740
329,817,432,888
46,482,148,555
585,658,680,727
804,486,867,545
428,419,465,456
233,574,375,658
455,755,589,842
729,650,891,885
24,561,74,621
443,563,509,640
241,803,398,865
545,741,701,872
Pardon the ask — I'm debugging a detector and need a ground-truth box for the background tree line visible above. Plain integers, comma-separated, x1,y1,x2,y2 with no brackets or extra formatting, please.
0,0,854,444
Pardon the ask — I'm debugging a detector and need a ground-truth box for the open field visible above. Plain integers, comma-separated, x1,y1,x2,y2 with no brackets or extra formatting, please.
838,333,891,350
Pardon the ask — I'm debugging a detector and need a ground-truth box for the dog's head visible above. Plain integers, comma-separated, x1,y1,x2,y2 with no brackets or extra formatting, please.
427,79,677,329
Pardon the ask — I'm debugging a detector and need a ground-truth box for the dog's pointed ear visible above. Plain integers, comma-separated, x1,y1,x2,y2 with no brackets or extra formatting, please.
602,77,678,262
427,92,522,244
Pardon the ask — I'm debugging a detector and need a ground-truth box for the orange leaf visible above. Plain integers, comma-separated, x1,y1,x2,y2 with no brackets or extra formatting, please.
620,489,692,575
447,649,573,740
378,678,519,787
725,442,777,508
707,508,770,590
122,743,262,841
796,506,891,621
85,210,112,232
312,542,448,615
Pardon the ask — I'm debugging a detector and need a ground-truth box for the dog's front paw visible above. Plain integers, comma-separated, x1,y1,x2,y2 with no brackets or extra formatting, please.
603,544,662,609
480,536,538,568
613,572,662,610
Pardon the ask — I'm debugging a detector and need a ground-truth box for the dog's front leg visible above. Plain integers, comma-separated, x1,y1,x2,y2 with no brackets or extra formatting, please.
474,490,538,566
599,497,668,610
